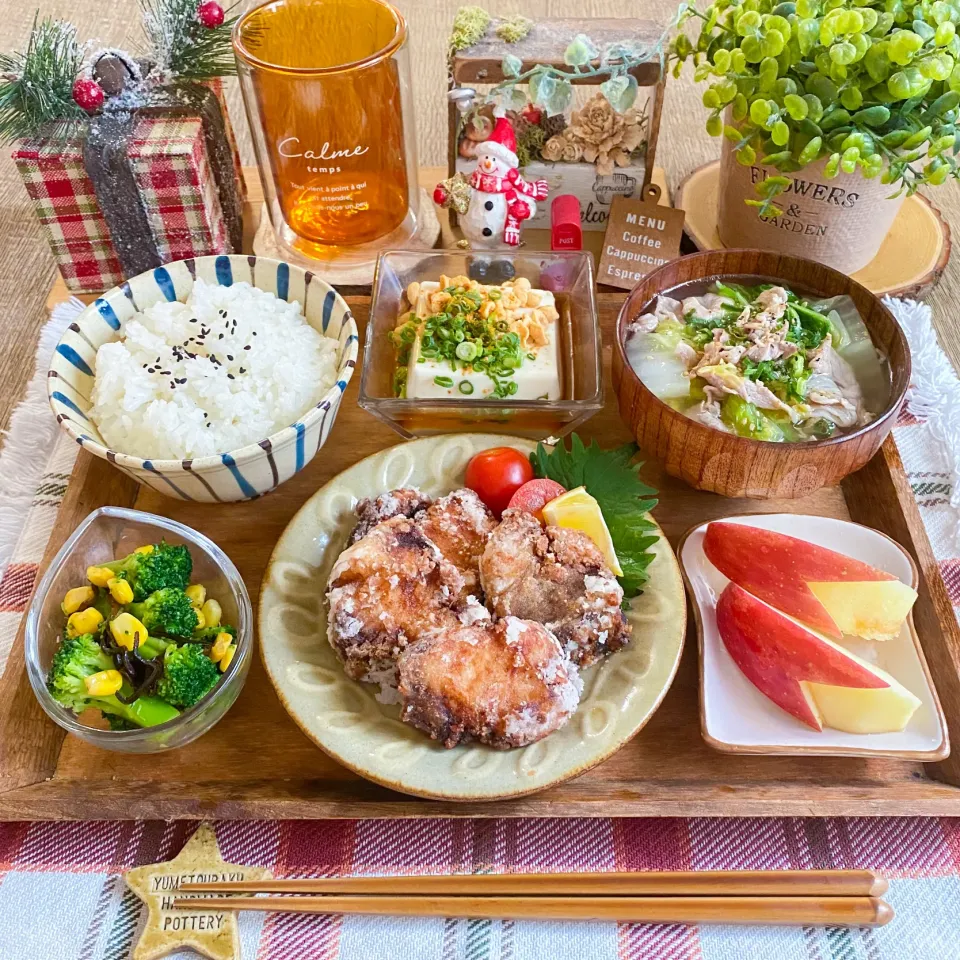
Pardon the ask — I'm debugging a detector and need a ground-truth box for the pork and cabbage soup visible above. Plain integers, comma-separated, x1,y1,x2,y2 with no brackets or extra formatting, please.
624,278,891,443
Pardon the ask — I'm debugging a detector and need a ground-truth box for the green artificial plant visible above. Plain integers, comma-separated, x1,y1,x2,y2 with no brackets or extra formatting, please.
671,0,960,216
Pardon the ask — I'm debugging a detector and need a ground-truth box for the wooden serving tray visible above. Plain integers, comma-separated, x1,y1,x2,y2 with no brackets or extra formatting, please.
3,177,960,820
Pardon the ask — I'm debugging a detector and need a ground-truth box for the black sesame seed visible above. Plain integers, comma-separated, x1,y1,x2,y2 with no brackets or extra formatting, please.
243,345,251,350
227,373,235,380
239,367,246,374
190,318,198,323
218,334,224,340
226,354,233,361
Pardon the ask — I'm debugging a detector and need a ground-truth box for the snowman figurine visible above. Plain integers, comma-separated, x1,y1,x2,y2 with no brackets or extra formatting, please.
434,116,548,248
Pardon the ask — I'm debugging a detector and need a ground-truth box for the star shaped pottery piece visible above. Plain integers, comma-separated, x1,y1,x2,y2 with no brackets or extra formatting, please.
124,822,271,960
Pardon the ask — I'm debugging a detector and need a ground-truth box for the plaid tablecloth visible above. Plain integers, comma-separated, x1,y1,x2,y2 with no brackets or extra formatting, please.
1,818,959,959
0,299,959,959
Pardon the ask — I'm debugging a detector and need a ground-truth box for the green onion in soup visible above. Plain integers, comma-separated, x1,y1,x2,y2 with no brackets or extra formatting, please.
624,281,890,443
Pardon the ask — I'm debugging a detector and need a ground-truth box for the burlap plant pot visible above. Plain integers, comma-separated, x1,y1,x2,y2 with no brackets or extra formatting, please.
717,131,905,274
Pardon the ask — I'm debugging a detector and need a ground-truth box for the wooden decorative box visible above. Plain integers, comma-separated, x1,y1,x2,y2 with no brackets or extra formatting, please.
447,18,666,234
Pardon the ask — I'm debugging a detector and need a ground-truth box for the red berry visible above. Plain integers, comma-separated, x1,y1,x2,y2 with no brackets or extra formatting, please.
521,103,543,125
72,77,104,112
197,0,224,27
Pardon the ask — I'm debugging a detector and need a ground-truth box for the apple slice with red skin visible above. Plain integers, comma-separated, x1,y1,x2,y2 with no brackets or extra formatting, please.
716,583,889,730
704,522,896,640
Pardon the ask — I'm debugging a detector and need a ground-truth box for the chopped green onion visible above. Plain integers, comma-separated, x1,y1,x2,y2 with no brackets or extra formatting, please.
434,376,454,388
458,380,474,394
455,341,478,362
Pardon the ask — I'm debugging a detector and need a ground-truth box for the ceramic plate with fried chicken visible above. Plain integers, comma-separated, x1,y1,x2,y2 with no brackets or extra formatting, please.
260,435,686,801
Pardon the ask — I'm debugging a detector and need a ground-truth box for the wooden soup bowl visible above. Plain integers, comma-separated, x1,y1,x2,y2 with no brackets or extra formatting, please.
611,249,910,500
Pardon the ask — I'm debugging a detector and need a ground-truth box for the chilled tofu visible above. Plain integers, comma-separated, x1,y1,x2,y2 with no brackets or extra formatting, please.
404,282,562,401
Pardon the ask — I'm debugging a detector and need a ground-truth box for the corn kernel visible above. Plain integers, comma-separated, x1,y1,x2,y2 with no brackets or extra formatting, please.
84,669,123,696
210,631,232,662
185,584,206,607
194,609,206,630
108,577,134,605
110,612,148,651
66,607,104,638
134,544,155,555
200,598,221,628
218,643,237,672
61,585,95,616
86,566,114,587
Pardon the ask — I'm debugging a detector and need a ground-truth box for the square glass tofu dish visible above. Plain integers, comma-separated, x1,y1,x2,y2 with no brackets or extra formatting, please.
360,251,602,439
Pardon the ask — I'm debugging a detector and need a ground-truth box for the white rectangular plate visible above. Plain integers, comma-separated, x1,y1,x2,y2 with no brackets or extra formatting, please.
679,513,948,760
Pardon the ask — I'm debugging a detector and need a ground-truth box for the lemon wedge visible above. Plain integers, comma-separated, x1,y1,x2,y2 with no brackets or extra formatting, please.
541,486,623,576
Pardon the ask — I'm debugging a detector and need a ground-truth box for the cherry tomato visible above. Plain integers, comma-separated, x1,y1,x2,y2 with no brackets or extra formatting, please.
506,478,566,522
464,447,534,517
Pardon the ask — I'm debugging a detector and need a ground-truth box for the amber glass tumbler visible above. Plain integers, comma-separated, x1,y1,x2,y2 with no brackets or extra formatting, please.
234,0,418,258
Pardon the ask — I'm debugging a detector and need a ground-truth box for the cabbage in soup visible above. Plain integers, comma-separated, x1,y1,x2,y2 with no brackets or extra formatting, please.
624,278,890,443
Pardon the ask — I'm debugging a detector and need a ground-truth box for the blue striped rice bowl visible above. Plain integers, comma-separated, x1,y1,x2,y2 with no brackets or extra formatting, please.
47,255,358,502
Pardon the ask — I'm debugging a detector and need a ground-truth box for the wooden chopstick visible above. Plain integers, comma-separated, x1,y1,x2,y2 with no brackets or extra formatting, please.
170,894,893,927
178,869,888,898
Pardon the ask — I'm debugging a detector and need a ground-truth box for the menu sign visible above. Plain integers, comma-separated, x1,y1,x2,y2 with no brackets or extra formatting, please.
597,185,685,290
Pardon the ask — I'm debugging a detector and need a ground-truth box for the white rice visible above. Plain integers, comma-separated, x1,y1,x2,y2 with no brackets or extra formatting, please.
89,279,338,459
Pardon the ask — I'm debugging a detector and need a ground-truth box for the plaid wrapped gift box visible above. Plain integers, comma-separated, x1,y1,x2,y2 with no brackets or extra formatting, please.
14,110,242,294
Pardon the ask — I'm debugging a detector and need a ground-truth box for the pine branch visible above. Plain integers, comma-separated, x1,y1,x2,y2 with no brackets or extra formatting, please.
0,16,86,144
140,0,238,82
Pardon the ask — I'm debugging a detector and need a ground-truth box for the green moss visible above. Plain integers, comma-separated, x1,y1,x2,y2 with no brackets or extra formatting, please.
516,124,545,167
495,15,532,43
450,6,491,53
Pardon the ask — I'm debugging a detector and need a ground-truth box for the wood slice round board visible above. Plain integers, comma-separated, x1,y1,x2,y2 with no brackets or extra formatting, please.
677,160,951,300
259,434,687,802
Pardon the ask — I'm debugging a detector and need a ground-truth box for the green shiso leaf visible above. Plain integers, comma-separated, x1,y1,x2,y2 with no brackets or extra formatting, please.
530,434,659,597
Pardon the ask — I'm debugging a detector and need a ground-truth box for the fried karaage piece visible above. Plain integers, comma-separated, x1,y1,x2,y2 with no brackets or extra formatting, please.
348,488,434,545
327,516,466,683
479,509,631,667
415,489,497,591
397,616,581,749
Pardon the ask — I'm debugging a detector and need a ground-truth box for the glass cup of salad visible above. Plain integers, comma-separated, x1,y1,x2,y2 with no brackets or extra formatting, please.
24,507,252,753
360,250,604,439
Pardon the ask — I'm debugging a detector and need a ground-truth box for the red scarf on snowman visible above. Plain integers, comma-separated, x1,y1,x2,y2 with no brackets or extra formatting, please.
469,118,548,245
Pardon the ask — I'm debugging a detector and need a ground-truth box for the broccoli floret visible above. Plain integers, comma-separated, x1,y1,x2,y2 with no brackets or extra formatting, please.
103,542,192,602
137,634,174,660
47,634,180,727
127,588,199,638
106,714,137,731
191,623,236,643
156,643,220,708
92,587,114,622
